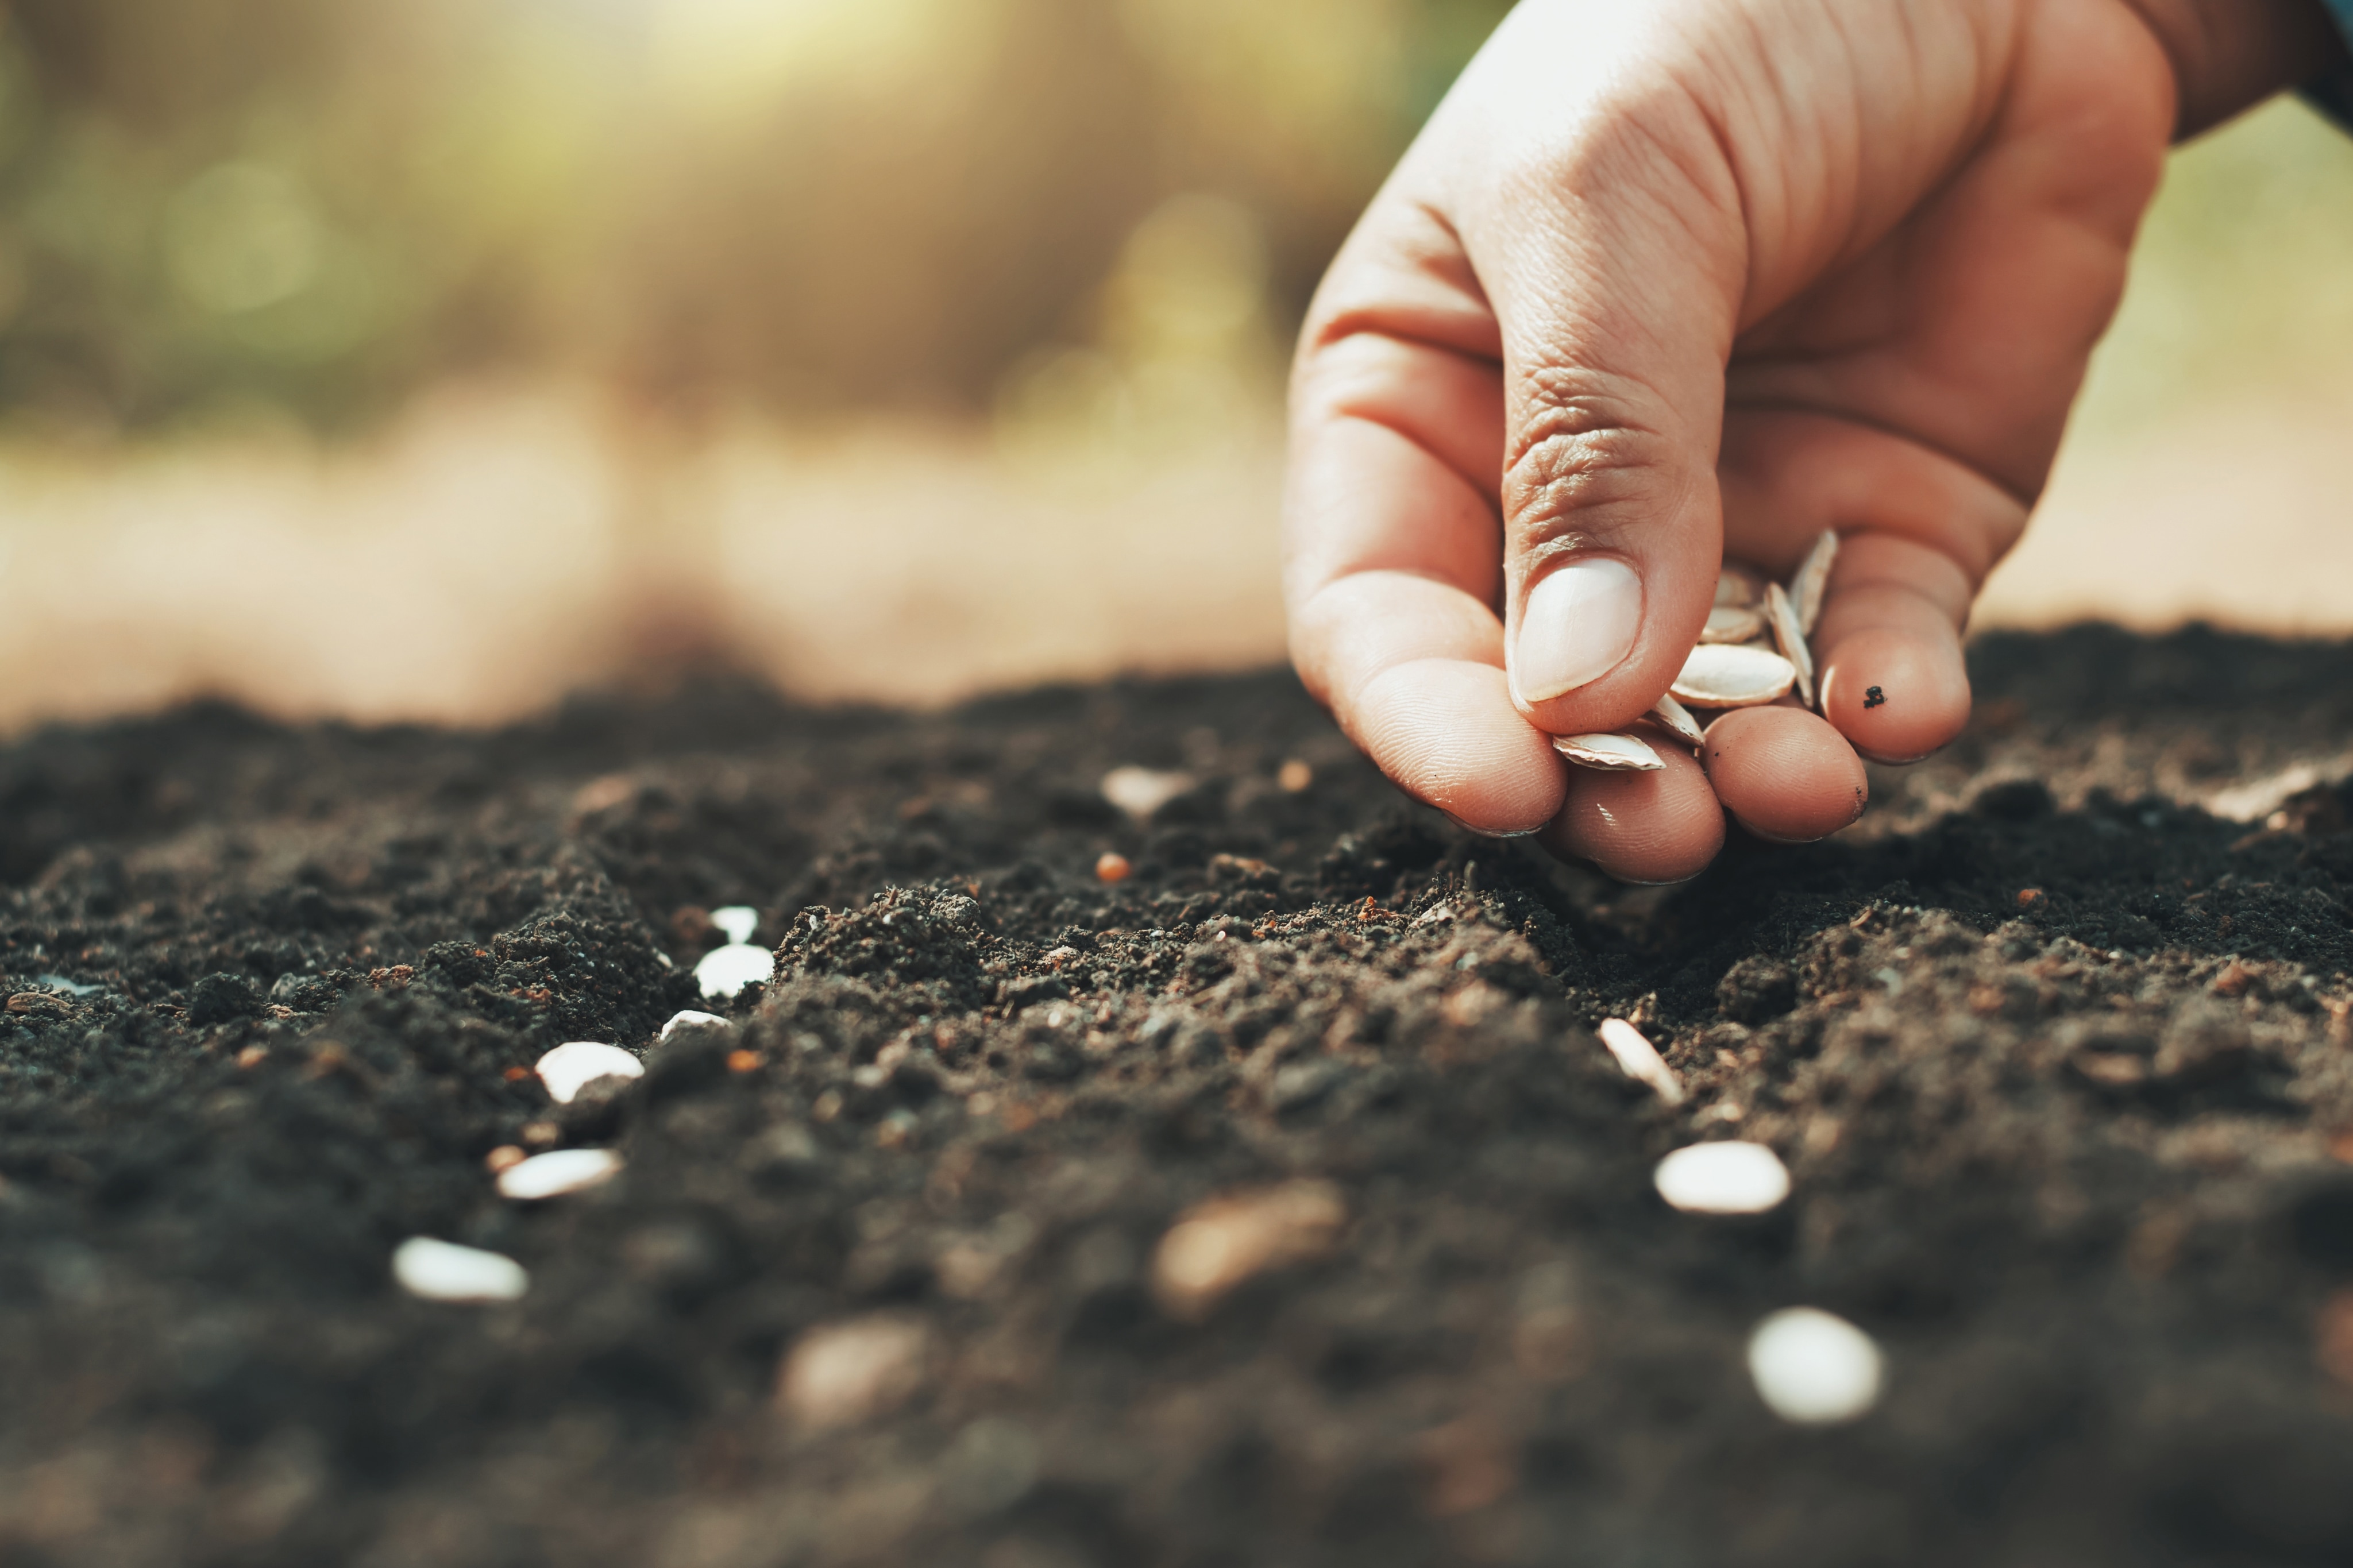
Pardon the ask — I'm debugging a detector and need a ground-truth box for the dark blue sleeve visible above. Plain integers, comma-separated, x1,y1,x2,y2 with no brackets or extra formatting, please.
2310,0,2353,127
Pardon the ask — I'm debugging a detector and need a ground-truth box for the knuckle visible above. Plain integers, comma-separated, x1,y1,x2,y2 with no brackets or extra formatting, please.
1502,366,1685,557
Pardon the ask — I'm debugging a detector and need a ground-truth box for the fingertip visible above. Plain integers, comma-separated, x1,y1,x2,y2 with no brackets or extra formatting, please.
1818,626,1972,764
1701,706,1868,844
1537,744,1725,883
1356,659,1567,835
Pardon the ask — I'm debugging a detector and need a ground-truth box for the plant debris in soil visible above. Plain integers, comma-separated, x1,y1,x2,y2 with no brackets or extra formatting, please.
7,624,2353,1567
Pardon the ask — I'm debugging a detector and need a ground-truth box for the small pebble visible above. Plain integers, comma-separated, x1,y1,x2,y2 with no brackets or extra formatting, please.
1151,1180,1345,1320
1095,851,1132,885
778,1315,932,1430
1277,759,1313,793
1747,1307,1883,1424
695,944,774,1001
392,1237,528,1303
661,1009,729,1041
484,1145,526,1174
534,1041,645,1104
1653,1141,1790,1214
496,1147,623,1200
727,1049,763,1073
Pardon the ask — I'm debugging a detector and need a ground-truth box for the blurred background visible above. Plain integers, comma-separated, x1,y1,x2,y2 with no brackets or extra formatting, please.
0,0,2348,731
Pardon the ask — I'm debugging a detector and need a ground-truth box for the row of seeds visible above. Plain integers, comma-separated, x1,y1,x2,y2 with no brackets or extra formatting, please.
1553,529,1838,773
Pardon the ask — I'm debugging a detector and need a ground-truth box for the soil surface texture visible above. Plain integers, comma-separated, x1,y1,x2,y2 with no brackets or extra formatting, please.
7,625,2353,1568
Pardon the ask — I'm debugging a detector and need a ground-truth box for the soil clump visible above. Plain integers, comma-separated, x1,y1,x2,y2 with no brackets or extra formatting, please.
5,625,2353,1566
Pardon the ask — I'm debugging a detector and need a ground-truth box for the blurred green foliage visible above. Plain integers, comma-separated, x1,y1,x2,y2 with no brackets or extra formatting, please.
0,0,1514,432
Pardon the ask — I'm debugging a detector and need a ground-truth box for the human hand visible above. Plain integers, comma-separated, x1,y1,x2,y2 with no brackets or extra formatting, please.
1285,0,2343,881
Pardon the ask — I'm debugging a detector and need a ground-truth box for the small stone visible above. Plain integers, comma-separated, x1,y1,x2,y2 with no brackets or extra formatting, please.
1765,581,1815,707
1671,644,1796,709
727,1049,763,1072
1095,851,1133,884
534,1041,645,1105
1596,1018,1685,1105
484,1145,527,1174
496,1147,623,1200
1654,1141,1790,1214
695,944,774,1001
1277,759,1314,793
1151,1180,1346,1320
1648,693,1707,748
392,1237,528,1304
777,1315,932,1430
661,1009,729,1041
1552,732,1665,773
1714,566,1764,608
1747,1307,1883,1424
1100,766,1194,820
1700,604,1766,644
1790,530,1838,637
2017,888,2046,910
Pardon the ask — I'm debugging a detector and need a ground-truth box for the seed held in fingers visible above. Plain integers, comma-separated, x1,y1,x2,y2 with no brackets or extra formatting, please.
1672,644,1796,710
1791,530,1839,638
1715,566,1764,608
1765,582,1815,708
1701,605,1766,644
1648,693,1706,749
1552,732,1665,773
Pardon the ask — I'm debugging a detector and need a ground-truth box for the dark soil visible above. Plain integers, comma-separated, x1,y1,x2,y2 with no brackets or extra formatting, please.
7,625,2353,1568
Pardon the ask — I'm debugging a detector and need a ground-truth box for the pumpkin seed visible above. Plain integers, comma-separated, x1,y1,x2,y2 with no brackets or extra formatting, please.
1648,693,1707,748
1701,604,1766,643
1671,643,1796,709
1791,530,1838,636
1765,581,1815,707
1553,732,1665,772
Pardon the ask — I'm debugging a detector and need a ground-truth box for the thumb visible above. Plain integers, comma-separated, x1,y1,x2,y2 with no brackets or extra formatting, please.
1473,106,1743,737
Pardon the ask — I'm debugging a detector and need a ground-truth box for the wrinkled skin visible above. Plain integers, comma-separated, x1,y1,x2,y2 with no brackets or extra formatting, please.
1285,0,2343,883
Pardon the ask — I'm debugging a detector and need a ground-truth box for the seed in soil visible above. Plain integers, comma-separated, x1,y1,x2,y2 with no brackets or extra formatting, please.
1649,692,1707,748
710,906,760,944
1702,604,1766,643
392,1238,529,1304
1151,1181,1347,1321
661,1009,728,1040
1552,732,1665,773
496,1147,623,1200
534,1041,645,1104
1747,1307,1883,1424
1765,581,1816,708
1100,764,1193,820
1791,528,1838,636
778,1315,934,1430
1671,643,1796,709
695,942,774,1001
1095,851,1132,884
1597,1018,1685,1105
1654,1141,1791,1214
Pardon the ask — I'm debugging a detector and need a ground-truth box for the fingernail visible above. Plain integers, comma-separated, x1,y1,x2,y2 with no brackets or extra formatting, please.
1514,558,1641,703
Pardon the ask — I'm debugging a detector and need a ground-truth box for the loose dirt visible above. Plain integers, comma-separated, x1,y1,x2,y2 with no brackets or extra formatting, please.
6,625,2353,1567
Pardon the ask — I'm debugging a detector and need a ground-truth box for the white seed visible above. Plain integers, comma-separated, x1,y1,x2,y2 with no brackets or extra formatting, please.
778,1315,933,1430
1714,566,1764,608
1747,1307,1883,1424
393,1237,527,1303
534,1040,645,1104
1152,1180,1346,1320
695,943,774,1001
1700,604,1766,644
1654,1141,1790,1214
661,1009,729,1040
496,1148,623,1200
1100,765,1194,820
1552,732,1664,773
1791,530,1838,637
1648,693,1706,749
1765,582,1816,708
1671,644,1796,709
711,905,759,945
1596,1018,1684,1105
